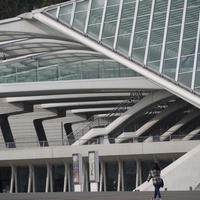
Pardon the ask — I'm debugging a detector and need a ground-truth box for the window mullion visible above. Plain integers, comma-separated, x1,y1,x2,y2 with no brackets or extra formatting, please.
175,0,187,83
191,12,200,91
128,0,139,58
144,0,155,66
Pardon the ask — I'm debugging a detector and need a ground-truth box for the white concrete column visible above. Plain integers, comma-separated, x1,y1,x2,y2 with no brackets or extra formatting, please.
117,158,122,191
27,162,33,193
63,160,68,192
67,163,71,192
85,161,89,192
99,160,104,192
135,158,141,188
9,163,15,193
121,161,124,191
45,162,50,193
9,163,17,193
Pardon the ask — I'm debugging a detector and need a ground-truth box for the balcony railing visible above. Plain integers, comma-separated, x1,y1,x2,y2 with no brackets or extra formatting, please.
2,134,200,149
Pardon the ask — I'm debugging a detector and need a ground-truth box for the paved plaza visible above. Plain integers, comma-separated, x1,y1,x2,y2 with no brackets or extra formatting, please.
0,191,199,200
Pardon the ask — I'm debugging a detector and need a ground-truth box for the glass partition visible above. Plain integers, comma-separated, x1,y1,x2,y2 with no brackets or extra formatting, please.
53,165,65,192
35,166,47,192
106,162,118,191
123,161,136,191
17,167,29,193
0,167,11,193
141,161,154,183
0,59,142,83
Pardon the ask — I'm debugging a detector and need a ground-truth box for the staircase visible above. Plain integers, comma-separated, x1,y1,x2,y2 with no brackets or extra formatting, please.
67,91,144,144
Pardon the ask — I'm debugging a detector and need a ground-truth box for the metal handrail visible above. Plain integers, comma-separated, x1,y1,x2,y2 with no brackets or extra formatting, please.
2,134,200,149
67,91,144,143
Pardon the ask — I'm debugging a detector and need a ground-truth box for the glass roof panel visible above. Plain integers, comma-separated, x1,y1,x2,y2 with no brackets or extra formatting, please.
107,0,120,6
187,0,200,7
186,7,200,23
75,0,89,12
183,22,198,39
169,9,183,26
154,0,168,13
60,4,73,15
137,0,152,16
178,71,192,88
152,12,166,29
133,31,148,48
135,15,150,32
150,28,164,45
121,1,135,20
164,42,179,59
47,8,57,18
104,5,120,22
91,0,105,9
73,1,89,32
171,0,185,10
119,18,133,34
181,39,196,56
166,25,182,42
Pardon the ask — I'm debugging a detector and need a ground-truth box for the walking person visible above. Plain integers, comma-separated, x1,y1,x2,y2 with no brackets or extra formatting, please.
147,162,162,200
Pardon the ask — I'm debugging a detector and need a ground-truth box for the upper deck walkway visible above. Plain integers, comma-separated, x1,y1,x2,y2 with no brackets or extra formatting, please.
0,140,199,166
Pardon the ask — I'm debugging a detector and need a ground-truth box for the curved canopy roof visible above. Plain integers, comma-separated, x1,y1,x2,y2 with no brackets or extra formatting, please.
0,12,140,83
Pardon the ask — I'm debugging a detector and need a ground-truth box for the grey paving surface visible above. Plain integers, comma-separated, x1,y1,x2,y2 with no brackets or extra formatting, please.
0,191,199,200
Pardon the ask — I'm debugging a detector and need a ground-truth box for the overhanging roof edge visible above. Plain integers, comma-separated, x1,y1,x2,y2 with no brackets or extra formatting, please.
0,17,21,25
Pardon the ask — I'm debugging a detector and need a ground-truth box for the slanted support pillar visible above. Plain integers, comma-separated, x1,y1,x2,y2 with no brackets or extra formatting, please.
63,160,70,192
9,163,17,193
135,158,141,188
45,161,53,192
117,158,124,191
27,162,34,193
99,159,104,192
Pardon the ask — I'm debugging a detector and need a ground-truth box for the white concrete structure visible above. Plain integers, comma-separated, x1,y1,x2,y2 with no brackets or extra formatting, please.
0,0,200,193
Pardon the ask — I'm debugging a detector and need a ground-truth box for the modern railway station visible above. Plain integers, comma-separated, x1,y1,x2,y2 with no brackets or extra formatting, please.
0,0,200,193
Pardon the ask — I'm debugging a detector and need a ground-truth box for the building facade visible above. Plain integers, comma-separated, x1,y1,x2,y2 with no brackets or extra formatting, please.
0,0,200,193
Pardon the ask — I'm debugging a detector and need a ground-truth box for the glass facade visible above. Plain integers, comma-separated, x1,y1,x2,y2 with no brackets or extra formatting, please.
0,159,173,193
17,167,29,192
0,167,11,193
141,160,155,183
53,165,65,192
106,163,118,191
0,60,140,83
45,0,200,94
35,166,47,192
123,161,136,191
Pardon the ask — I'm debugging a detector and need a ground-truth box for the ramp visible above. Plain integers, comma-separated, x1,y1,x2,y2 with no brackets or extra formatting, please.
135,143,200,191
